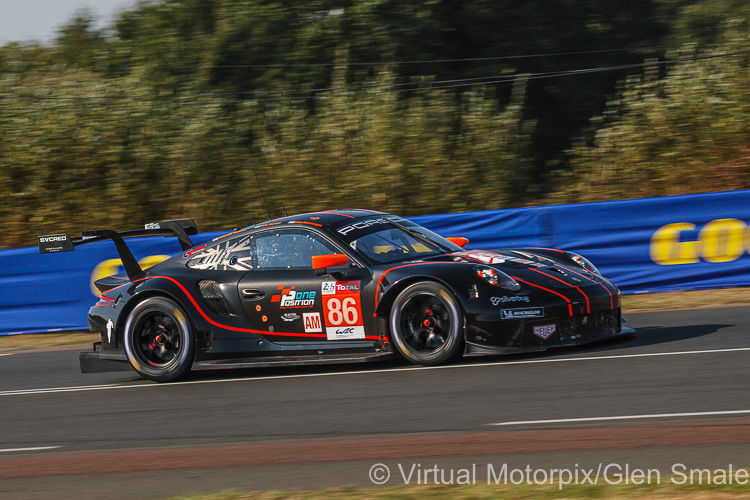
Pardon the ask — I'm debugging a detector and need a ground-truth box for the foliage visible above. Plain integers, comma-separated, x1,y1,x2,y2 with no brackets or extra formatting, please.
0,1,749,248
551,20,750,203
0,44,532,247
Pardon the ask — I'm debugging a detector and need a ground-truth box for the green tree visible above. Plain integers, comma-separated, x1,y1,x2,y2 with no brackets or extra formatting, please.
551,20,750,203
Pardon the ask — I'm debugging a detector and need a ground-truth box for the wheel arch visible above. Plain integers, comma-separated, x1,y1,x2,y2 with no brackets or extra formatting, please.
375,275,467,335
120,293,198,382
115,288,196,344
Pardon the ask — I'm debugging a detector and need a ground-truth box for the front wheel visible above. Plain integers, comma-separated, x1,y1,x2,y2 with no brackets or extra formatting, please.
389,282,464,365
123,297,195,382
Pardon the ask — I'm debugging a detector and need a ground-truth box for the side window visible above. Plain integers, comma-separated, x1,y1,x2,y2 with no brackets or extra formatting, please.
187,234,254,271
254,229,344,270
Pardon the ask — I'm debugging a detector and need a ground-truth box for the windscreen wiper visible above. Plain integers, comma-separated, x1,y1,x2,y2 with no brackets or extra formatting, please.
380,217,453,253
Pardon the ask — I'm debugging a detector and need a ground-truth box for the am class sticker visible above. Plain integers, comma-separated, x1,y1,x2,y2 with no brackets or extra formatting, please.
303,312,322,333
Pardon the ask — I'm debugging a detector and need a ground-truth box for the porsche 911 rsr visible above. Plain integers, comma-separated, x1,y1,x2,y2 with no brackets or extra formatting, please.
39,210,633,382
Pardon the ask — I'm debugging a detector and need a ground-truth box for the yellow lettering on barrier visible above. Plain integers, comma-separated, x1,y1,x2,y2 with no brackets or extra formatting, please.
699,218,746,263
138,255,171,270
89,258,123,296
650,219,749,265
649,223,699,265
89,255,170,296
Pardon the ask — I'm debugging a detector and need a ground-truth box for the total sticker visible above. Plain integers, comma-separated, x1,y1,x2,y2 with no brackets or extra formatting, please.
322,281,365,340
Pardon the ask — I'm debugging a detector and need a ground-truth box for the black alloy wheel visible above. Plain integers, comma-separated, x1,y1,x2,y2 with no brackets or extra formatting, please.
123,297,195,382
389,282,464,365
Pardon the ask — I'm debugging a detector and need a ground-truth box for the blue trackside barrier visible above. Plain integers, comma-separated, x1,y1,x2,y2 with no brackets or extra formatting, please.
2,190,749,335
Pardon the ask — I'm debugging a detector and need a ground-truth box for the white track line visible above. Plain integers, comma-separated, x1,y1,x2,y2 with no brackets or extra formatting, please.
488,409,750,427
2,346,750,397
0,446,61,453
0,353,14,357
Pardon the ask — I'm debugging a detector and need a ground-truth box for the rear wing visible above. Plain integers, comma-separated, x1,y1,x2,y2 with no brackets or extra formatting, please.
38,218,198,279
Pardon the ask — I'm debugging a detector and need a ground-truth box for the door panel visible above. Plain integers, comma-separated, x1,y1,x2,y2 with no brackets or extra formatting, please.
236,227,378,344
238,268,377,343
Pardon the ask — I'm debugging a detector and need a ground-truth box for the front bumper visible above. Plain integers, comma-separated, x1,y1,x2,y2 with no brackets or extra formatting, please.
465,306,630,353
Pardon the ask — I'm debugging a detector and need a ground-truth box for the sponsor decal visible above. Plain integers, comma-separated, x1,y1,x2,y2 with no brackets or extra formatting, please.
533,324,557,339
39,235,68,243
322,280,365,340
327,326,365,340
456,250,545,267
106,319,113,343
303,312,322,333
322,281,361,295
272,285,317,308
456,250,506,264
281,313,300,322
336,218,392,236
501,307,544,319
144,223,161,230
491,296,530,305
38,234,74,253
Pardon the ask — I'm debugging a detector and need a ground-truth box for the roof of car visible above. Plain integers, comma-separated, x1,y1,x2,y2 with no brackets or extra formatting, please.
249,209,390,230
201,209,395,247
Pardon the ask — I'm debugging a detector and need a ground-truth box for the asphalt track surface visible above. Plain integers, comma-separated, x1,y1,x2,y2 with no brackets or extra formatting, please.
2,306,750,499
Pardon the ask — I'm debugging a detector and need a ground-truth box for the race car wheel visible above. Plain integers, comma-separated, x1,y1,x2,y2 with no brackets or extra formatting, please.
389,282,464,365
123,297,195,382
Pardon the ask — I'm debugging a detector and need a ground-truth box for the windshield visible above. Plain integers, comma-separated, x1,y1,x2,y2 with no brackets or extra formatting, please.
350,227,442,263
334,218,463,264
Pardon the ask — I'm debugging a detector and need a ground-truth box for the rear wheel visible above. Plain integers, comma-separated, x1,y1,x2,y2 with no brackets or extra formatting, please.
123,297,195,382
389,282,464,365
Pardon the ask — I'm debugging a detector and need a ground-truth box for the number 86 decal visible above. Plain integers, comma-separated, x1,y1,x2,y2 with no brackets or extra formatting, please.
326,297,359,325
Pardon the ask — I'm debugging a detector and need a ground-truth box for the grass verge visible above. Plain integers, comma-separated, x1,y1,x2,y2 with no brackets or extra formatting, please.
621,287,750,312
0,332,98,350
169,479,750,499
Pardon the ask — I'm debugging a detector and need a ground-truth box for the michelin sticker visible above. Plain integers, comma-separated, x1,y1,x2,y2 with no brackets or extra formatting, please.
500,307,544,319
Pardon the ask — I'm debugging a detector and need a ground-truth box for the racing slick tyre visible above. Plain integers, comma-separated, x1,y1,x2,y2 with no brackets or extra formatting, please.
389,281,464,365
123,297,195,382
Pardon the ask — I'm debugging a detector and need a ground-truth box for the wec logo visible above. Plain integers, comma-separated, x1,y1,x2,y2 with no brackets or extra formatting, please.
650,218,750,265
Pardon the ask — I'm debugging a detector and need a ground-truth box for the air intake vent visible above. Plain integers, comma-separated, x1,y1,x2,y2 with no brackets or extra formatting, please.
198,280,230,317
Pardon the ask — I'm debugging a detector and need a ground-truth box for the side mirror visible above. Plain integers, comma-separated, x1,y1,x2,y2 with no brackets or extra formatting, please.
312,253,349,275
447,237,470,248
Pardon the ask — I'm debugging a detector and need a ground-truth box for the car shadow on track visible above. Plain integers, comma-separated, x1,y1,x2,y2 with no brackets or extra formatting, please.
178,323,729,384
580,322,732,352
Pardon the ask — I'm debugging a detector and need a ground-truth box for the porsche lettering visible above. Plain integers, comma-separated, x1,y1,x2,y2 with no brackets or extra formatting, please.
336,219,391,235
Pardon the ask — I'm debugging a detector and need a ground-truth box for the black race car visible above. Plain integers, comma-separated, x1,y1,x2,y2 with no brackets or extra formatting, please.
39,209,633,382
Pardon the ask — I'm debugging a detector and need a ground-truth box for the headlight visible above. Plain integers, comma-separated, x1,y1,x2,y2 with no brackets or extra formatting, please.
475,265,521,291
565,252,601,276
